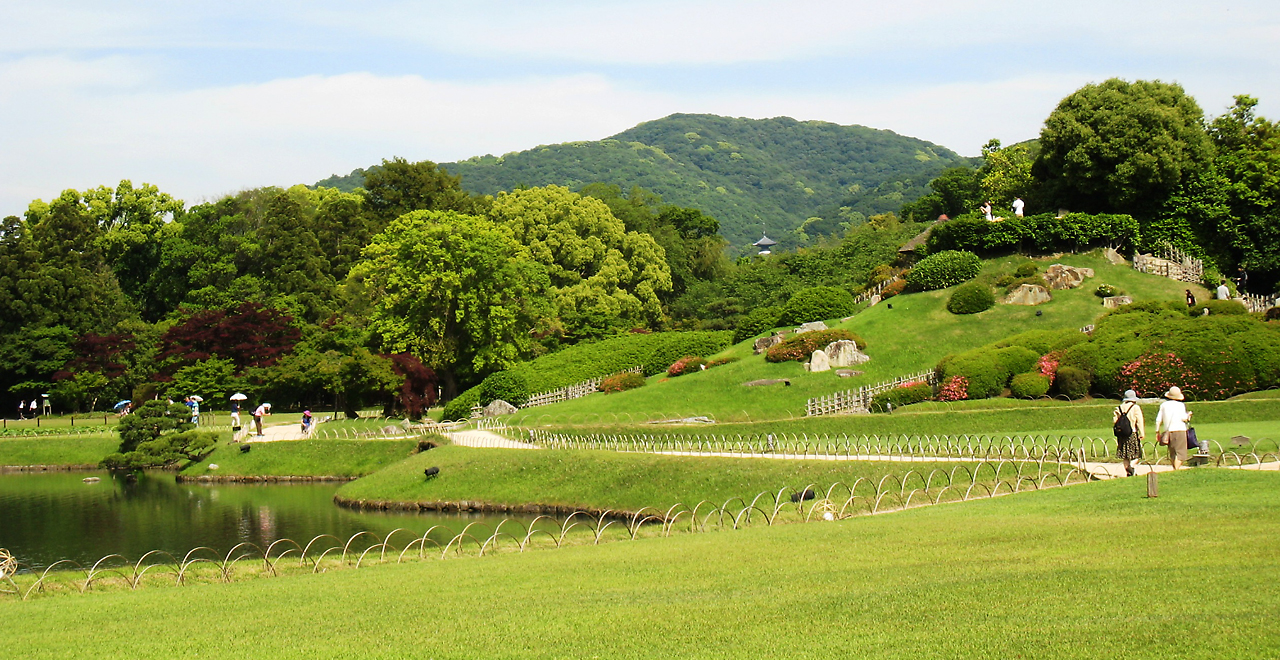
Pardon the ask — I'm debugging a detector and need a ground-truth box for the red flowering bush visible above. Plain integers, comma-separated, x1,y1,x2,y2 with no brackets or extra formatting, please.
704,356,740,368
765,329,866,363
1120,349,1254,400
1037,352,1060,385
879,279,906,300
599,372,646,393
667,356,708,377
938,375,969,401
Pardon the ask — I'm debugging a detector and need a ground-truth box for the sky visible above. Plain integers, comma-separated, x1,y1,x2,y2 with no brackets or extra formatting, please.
2,0,1279,215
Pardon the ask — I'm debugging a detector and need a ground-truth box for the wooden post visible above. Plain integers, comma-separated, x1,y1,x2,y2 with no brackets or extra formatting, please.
1146,471,1158,498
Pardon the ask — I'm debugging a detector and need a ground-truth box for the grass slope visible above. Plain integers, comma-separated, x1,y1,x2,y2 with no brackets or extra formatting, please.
516,252,1210,424
336,445,978,511
181,439,418,478
8,470,1279,658
0,435,118,466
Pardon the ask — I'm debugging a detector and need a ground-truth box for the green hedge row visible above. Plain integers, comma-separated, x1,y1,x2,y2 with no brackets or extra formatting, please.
925,213,1140,256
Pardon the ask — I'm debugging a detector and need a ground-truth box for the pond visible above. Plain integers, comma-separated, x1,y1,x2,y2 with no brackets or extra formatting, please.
0,471,535,570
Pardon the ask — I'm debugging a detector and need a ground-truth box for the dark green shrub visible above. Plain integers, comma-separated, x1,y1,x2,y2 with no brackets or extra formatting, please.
777,286,857,326
1055,366,1092,398
925,213,1141,255
1095,283,1119,298
117,401,194,453
938,345,1038,399
599,372,645,393
766,329,866,363
1057,342,1099,376
994,329,1086,355
906,250,981,291
1010,373,1051,399
644,332,734,376
733,306,782,344
1191,299,1248,316
946,282,995,314
1014,262,1039,278
667,356,708,377
1240,328,1280,388
478,371,530,407
1265,307,1280,321
994,346,1040,377
441,388,483,421
870,382,933,412
705,356,740,368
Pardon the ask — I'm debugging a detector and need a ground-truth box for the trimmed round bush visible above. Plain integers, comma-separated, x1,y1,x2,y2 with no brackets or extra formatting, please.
1192,299,1248,316
906,250,981,291
733,306,782,344
994,346,1040,377
1014,262,1039,278
766,329,866,363
870,382,932,412
441,388,483,422
667,356,708,377
778,286,857,326
946,282,995,314
478,371,530,408
599,372,645,393
705,356,740,368
1055,366,1092,399
1010,372,1051,399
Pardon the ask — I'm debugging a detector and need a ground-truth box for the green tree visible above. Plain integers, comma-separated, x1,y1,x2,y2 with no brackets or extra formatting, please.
1208,95,1280,277
489,185,672,338
349,211,552,398
1034,79,1213,218
979,140,1036,211
103,400,215,470
362,158,487,227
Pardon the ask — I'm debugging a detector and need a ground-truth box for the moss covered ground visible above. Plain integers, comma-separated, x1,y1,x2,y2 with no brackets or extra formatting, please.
180,438,420,478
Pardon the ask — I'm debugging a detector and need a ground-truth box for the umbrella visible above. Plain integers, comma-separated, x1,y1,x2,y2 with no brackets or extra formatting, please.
188,395,204,402
114,400,131,410
229,393,248,401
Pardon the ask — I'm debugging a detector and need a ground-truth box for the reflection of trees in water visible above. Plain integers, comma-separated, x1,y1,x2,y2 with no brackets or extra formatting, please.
0,472,536,569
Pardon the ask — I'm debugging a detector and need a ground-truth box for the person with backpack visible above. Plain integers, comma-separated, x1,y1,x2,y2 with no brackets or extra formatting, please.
1113,389,1145,477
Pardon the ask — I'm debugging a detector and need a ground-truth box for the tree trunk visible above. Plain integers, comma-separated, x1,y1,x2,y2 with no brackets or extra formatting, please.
439,368,459,402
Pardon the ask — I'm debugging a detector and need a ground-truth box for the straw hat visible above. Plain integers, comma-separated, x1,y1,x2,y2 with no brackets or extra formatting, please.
1122,390,1139,402
1164,386,1185,401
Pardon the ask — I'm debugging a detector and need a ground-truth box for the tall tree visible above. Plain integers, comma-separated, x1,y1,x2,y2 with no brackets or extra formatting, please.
349,210,552,398
362,158,487,227
1033,79,1213,218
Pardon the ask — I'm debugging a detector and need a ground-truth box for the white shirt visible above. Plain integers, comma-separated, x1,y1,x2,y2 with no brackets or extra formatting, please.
1156,399,1190,433
253,405,269,417
1216,284,1230,299
1012,199,1025,216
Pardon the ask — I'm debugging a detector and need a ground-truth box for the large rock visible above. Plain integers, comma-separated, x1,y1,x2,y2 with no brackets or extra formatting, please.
794,321,828,335
753,334,784,355
825,340,870,367
1044,264,1095,290
1103,248,1126,265
482,399,518,416
1004,284,1052,306
1102,295,1133,309
809,349,831,372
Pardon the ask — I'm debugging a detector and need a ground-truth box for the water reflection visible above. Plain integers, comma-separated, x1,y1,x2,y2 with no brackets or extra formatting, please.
0,472,535,569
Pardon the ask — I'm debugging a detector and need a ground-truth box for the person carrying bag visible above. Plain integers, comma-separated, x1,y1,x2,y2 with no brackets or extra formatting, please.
1112,390,1145,477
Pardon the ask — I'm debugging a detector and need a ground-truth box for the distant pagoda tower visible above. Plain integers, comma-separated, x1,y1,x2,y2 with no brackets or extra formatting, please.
753,233,777,256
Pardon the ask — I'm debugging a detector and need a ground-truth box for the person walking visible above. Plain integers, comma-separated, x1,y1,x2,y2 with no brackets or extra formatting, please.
29,400,37,417
1012,197,1025,217
230,400,241,429
17,400,24,420
1155,386,1192,470
1112,390,1145,477
252,402,270,437
1185,289,1196,308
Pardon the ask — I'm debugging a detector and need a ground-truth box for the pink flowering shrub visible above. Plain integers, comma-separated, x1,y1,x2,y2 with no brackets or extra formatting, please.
667,356,708,377
937,375,969,401
1037,352,1060,385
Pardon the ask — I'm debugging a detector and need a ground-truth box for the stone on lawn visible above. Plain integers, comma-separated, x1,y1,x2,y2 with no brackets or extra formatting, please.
1103,247,1126,265
809,349,831,372
1004,283,1052,306
482,399,518,416
794,321,828,335
825,340,870,367
753,334,784,355
835,369,862,378
742,379,791,387
1044,264,1095,290
1102,295,1133,309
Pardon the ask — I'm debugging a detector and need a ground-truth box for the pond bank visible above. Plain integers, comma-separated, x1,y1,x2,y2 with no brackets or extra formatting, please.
178,474,357,483
332,493,636,519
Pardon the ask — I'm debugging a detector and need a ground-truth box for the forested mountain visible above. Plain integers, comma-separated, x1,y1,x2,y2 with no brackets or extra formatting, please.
315,114,972,248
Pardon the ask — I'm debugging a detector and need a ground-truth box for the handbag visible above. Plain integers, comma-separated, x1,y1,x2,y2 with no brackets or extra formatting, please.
1187,427,1199,452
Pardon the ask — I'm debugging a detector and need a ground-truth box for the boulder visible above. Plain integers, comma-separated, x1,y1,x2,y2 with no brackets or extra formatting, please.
482,399,518,416
1102,295,1133,309
1043,264,1094,290
742,379,791,387
809,349,831,372
794,321,828,335
1003,284,1052,306
753,334,784,355
835,369,863,378
867,295,881,307
1103,247,1126,265
825,340,870,367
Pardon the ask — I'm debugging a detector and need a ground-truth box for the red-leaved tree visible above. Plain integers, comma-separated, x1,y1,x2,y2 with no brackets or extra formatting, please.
157,303,300,375
385,353,439,418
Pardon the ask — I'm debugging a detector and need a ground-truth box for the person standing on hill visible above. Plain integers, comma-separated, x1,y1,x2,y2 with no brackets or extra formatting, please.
1217,281,1230,300
1012,197,1025,217
1185,289,1196,308
1156,386,1192,470
1113,390,1145,477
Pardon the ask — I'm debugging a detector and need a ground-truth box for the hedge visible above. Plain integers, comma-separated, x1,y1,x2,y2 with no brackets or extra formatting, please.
766,329,866,363
906,250,981,291
937,345,1039,399
1190,299,1248,316
733,306,782,344
869,382,932,412
478,371,530,408
777,286,857,326
946,282,995,314
925,212,1141,256
1010,373,1050,399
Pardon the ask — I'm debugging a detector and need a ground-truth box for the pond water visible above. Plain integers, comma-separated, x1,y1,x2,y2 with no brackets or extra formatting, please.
0,471,534,570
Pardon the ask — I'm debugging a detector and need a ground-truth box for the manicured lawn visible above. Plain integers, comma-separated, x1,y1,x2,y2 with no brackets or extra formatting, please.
0,435,119,466
511,252,1210,424
182,438,420,478
6,470,1278,658
338,445,1037,512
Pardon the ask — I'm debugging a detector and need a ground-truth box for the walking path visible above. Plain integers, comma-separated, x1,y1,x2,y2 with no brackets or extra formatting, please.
448,429,538,449
243,422,309,443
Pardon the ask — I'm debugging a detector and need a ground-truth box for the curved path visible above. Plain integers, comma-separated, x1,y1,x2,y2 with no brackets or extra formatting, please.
448,429,538,449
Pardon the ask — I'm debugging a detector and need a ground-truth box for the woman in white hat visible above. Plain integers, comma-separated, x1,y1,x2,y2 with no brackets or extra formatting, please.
1155,386,1192,469
1112,390,1145,477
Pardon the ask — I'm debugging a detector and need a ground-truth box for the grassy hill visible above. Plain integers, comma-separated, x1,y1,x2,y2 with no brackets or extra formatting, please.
509,252,1211,425
315,114,972,248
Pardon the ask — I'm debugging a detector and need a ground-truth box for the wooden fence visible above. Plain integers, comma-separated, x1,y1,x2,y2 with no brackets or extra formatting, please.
521,366,644,408
1133,244,1204,284
805,369,938,416
1238,292,1279,314
853,276,900,306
